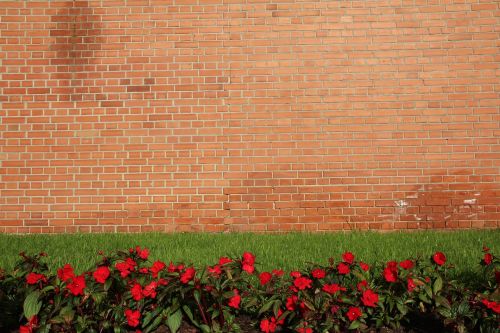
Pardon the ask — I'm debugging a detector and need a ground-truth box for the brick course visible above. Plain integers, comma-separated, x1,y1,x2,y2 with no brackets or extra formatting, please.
0,0,499,233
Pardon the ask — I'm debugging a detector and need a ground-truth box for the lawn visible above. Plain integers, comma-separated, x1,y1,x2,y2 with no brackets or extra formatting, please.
0,230,497,278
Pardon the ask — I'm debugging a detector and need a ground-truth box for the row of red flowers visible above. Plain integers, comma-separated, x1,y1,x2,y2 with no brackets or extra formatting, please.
0,246,498,333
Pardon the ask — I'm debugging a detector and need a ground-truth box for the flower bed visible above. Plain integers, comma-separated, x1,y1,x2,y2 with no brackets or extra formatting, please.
0,247,498,333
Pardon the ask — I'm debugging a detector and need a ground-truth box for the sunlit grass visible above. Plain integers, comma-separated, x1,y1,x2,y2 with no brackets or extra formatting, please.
0,230,497,278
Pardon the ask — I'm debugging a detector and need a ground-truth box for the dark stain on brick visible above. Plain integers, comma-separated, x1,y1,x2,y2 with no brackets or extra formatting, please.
127,86,151,93
50,1,103,102
100,101,123,107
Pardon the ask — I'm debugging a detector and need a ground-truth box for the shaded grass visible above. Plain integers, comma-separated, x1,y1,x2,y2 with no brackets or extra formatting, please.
0,230,497,278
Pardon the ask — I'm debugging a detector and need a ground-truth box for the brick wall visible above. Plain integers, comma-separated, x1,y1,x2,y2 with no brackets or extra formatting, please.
0,0,499,233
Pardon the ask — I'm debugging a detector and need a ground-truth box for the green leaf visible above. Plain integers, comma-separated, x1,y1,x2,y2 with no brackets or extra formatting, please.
92,292,105,305
37,325,51,333
23,290,42,320
144,315,163,333
40,285,55,294
245,297,258,308
211,309,220,320
60,305,75,323
166,309,183,333
142,310,155,328
200,324,211,333
418,293,430,304
423,285,433,299
104,278,113,292
437,307,451,318
435,295,451,309
348,321,360,330
433,276,443,294
258,299,275,315
193,290,201,304
396,302,407,315
272,300,282,316
182,305,200,328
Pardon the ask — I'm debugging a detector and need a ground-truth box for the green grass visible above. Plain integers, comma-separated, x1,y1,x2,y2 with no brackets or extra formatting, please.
0,231,498,278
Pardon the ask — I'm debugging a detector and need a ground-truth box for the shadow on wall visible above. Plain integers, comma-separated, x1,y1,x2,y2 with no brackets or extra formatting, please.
50,0,103,102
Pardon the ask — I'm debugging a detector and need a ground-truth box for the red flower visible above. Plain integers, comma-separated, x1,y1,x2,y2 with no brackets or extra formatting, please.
180,267,196,284
286,295,298,311
242,252,256,274
219,257,232,266
116,262,131,278
19,316,38,333
293,276,313,290
311,268,326,279
483,253,493,265
290,271,301,278
208,265,222,276
26,272,46,285
259,272,272,286
399,260,414,270
168,262,177,272
57,264,75,282
93,266,110,284
126,258,138,268
359,262,370,271
342,252,355,264
297,327,312,333
433,252,446,266
125,309,141,328
143,281,157,299
135,246,149,260
150,261,166,278
131,283,143,301
407,278,416,292
357,280,368,291
346,306,362,321
383,267,398,283
19,326,31,333
322,283,346,294
361,289,379,307
276,309,285,325
482,299,500,314
66,275,86,296
383,261,398,283
260,318,276,333
386,261,398,270
228,290,241,309
272,269,284,277
337,262,350,275
116,258,137,278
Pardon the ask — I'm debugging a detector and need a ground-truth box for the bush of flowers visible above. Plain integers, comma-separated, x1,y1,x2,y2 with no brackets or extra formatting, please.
0,246,498,333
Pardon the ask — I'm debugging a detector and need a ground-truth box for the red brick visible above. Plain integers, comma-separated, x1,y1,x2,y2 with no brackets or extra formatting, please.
0,1,498,233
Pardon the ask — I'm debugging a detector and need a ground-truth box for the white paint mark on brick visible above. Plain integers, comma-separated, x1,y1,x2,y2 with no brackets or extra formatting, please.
463,199,476,205
395,200,408,207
